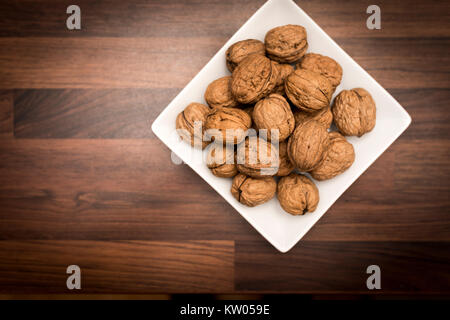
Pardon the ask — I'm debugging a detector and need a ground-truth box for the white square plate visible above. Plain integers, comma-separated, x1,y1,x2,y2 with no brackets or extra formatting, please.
151,0,411,252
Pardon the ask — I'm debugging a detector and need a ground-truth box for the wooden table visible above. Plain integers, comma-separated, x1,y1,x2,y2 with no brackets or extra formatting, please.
0,0,449,297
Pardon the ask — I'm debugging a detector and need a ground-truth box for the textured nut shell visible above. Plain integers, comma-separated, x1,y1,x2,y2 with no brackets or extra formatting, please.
175,102,211,149
297,53,342,89
204,76,238,108
206,144,238,178
287,120,330,172
285,69,333,113
225,39,266,72
236,137,279,178
332,88,376,137
277,173,319,215
293,107,333,129
231,55,279,104
205,107,251,144
265,24,308,63
310,132,355,180
253,94,295,141
242,105,258,132
276,141,295,176
231,173,276,207
272,63,294,95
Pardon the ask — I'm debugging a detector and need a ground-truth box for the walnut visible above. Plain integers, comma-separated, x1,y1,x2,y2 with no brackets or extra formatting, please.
310,132,355,180
277,173,319,215
276,141,295,176
242,105,258,132
265,24,308,63
231,54,279,104
206,143,238,178
225,39,266,72
231,173,276,207
272,63,294,95
253,93,295,141
293,107,333,129
176,102,211,149
205,107,251,144
332,88,376,137
285,69,333,112
236,136,279,178
297,53,342,90
287,120,329,171
204,76,238,108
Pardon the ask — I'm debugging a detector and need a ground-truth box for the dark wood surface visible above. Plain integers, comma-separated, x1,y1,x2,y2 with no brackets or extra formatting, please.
0,0,449,295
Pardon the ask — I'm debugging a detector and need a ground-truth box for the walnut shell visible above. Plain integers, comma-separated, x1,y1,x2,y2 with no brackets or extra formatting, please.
310,132,355,180
332,88,376,137
236,136,279,178
231,55,279,104
231,173,276,207
265,25,308,63
205,107,251,144
297,53,342,90
204,76,239,108
293,107,333,129
277,173,319,215
272,63,294,95
242,105,258,132
276,141,295,176
285,69,333,113
225,39,266,72
287,120,330,172
253,93,295,141
206,143,238,178
176,102,211,149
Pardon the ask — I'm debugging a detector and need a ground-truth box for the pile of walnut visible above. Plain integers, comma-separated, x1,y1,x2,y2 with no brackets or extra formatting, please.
176,24,376,216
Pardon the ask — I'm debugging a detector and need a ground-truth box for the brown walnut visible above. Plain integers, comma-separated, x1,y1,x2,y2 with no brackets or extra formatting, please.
175,102,211,149
272,63,294,95
225,39,266,72
231,55,279,104
265,24,308,63
242,105,258,132
285,69,333,112
293,107,333,129
206,143,238,178
332,88,376,137
287,120,330,171
236,136,279,178
204,76,238,108
297,53,343,90
231,173,276,207
205,107,251,144
253,93,295,141
277,173,319,215
276,141,295,176
310,132,355,180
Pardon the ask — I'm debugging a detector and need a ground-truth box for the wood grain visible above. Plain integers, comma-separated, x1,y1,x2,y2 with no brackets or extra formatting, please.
0,0,449,295
0,37,223,89
0,240,234,293
0,90,13,138
1,38,448,89
0,139,256,241
235,241,450,293
0,0,448,38
14,89,179,138
0,138,448,242
12,88,450,139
